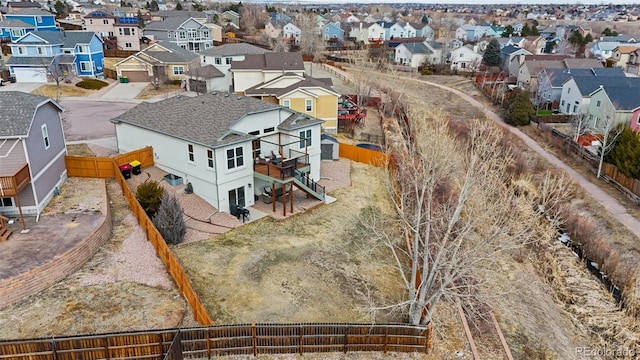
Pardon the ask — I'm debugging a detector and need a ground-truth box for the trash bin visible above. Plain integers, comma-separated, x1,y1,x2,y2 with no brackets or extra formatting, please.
122,76,129,83
9,76,16,83
119,163,132,179
129,160,141,175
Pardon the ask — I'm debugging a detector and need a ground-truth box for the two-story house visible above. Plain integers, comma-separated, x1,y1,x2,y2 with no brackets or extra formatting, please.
322,22,344,41
230,52,305,94
449,44,483,72
143,17,213,52
587,85,640,132
0,9,58,41
282,22,301,45
220,10,240,28
114,42,198,82
609,45,640,68
559,76,640,115
83,9,142,51
7,31,104,82
627,48,640,76
111,93,325,216
394,41,442,67
199,43,270,92
0,91,67,223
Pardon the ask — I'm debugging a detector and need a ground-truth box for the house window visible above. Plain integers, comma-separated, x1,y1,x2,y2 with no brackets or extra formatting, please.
248,130,259,136
204,43,211,49
188,144,194,162
173,66,184,75
283,99,290,108
80,61,91,72
168,31,175,38
37,46,45,55
207,149,214,168
567,88,571,94
125,42,132,48
596,100,601,107
202,56,206,63
226,57,232,64
0,197,13,207
263,127,275,133
299,129,311,148
305,99,312,112
203,30,210,38
103,19,109,24
226,146,244,169
178,31,186,40
215,57,222,65
36,16,42,23
131,28,135,35
77,45,87,53
17,46,25,55
11,29,24,37
228,186,245,207
42,124,50,149
561,100,565,106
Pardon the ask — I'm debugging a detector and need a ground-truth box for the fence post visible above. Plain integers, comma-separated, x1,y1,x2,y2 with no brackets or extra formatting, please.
252,323,257,357
299,325,304,356
206,328,211,360
343,325,349,354
383,326,388,354
103,336,110,360
51,338,58,360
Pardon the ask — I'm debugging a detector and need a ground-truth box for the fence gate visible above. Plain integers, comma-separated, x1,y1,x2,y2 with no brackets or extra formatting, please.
163,330,183,360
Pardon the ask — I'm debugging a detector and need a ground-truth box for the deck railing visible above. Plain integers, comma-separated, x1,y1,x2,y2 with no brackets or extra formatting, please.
0,163,30,197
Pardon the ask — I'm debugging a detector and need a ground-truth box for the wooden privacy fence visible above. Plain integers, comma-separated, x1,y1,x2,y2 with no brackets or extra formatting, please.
65,146,213,325
0,323,430,360
339,143,388,167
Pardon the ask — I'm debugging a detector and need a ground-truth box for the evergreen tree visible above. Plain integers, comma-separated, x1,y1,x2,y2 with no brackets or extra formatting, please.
137,10,145,28
149,0,159,11
531,24,540,36
602,27,618,36
54,0,67,17
521,23,531,36
153,192,186,245
502,24,515,37
605,126,640,179
175,2,183,10
483,39,501,67
136,180,165,218
504,91,534,126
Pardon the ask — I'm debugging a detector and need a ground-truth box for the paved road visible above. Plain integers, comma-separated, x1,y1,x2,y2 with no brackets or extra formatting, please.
59,99,137,143
399,75,640,239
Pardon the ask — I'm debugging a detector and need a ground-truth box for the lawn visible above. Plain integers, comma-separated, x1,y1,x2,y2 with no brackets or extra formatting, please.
135,83,182,99
32,84,93,98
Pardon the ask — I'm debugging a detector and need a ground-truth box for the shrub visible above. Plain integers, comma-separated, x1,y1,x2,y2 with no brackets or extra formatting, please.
504,91,534,126
75,79,109,90
136,180,164,218
153,192,186,245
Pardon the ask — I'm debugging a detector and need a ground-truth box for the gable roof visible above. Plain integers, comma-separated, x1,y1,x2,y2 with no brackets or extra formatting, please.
399,42,430,54
0,92,62,138
231,52,304,71
544,67,626,87
185,64,224,79
244,74,336,98
598,86,640,111
200,43,269,56
0,19,31,28
501,44,523,55
8,8,53,16
151,10,207,19
563,58,604,69
144,17,202,31
571,76,640,96
24,31,98,47
140,42,198,63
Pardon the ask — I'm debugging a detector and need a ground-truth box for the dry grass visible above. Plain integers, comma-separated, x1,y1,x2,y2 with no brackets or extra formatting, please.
32,84,94,98
135,83,181,99
66,143,95,157
102,57,121,71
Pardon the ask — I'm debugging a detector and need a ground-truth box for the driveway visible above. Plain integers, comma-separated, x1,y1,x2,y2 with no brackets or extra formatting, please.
0,82,43,93
59,99,137,145
99,82,148,100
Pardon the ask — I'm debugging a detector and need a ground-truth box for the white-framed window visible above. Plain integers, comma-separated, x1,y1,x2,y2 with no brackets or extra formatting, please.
0,197,14,208
305,99,312,112
202,55,206,63
188,28,197,38
596,100,601,107
263,127,275,133
168,31,174,38
178,31,186,40
37,46,45,55
179,44,187,49
42,124,50,149
567,87,571,94
17,46,25,55
36,16,42,23
173,66,184,75
225,57,232,64
80,61,91,72
226,146,244,169
215,57,221,65
125,42,132,48
207,149,214,168
11,29,24,37
131,28,135,35
283,99,290,108
203,30,210,38
77,45,88,53
299,129,311,149
188,144,194,162
103,19,109,24
204,43,211,49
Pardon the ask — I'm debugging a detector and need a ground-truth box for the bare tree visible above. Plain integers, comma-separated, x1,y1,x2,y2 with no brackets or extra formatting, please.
297,13,324,61
360,112,568,326
569,112,590,143
596,116,624,179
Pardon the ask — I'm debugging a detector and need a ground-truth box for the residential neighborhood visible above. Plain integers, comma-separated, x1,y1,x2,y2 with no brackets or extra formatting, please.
2,1,640,358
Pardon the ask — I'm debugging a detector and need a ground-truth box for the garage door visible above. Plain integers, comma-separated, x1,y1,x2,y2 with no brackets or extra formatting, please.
121,71,149,82
13,68,48,83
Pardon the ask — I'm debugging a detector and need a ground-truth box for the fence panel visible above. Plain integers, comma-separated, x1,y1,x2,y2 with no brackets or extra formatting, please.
339,143,388,167
65,156,115,178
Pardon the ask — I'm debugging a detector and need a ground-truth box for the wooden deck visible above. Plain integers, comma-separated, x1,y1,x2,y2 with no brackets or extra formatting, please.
0,163,30,197
253,159,308,181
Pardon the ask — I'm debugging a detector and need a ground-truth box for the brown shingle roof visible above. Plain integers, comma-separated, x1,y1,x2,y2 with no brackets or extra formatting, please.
231,52,304,71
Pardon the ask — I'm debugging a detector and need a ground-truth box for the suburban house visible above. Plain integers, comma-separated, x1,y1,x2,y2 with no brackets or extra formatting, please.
349,22,372,44
559,76,640,115
242,73,339,133
499,45,531,71
220,10,240,28
111,93,325,216
536,67,626,110
0,9,58,41
455,25,487,42
609,45,640,68
388,22,406,39
199,43,270,92
0,92,67,228
449,45,482,72
114,42,198,82
7,31,104,83
149,10,207,23
264,20,284,40
404,23,434,40
524,36,547,54
230,52,304,94
591,41,622,60
627,48,640,76
143,17,213,52
184,65,224,93
367,22,385,43
83,9,142,51
587,85,640,131
282,22,301,45
322,22,344,41
394,41,441,67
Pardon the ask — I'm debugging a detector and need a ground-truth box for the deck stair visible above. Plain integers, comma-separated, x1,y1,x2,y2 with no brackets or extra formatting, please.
0,215,12,242
292,170,325,201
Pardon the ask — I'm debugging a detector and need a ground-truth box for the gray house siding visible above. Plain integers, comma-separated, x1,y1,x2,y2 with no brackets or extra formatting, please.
24,103,66,178
33,153,67,210
0,139,27,174
17,184,36,208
